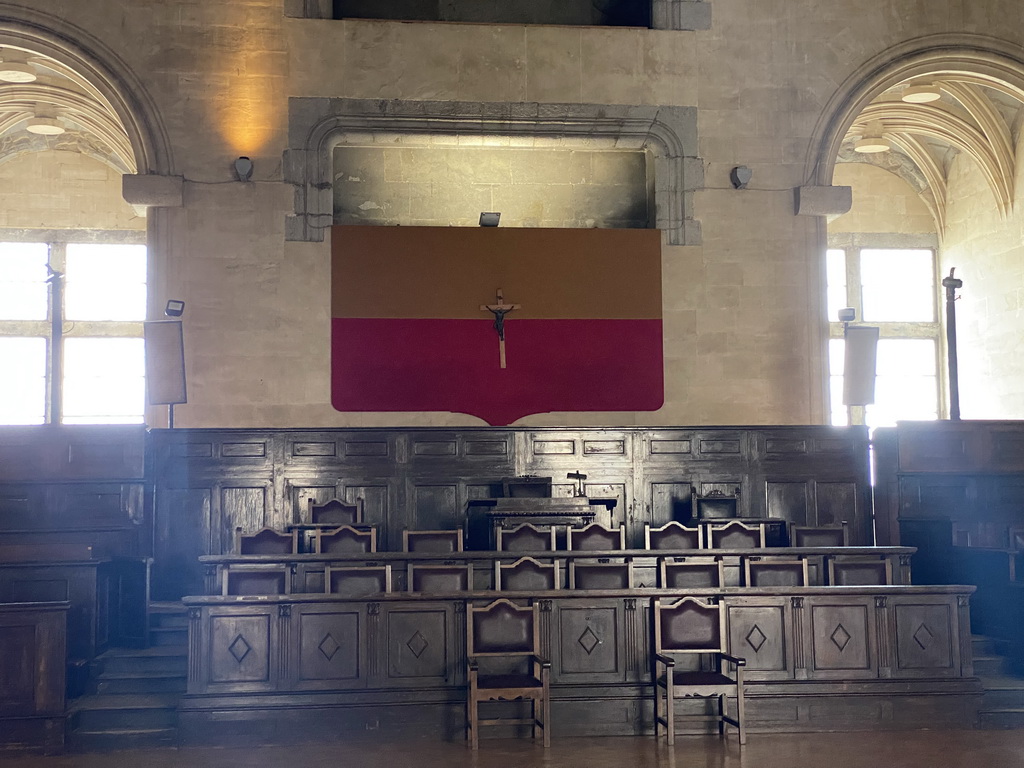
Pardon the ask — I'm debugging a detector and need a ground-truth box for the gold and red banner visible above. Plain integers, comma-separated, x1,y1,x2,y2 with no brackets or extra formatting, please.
331,225,663,425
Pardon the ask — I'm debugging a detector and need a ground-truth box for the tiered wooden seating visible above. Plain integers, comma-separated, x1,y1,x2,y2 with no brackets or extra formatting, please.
706,520,766,549
645,521,702,550
314,525,376,554
495,557,559,591
568,561,633,589
466,599,550,749
496,523,557,552
653,597,746,745
309,497,364,527
745,558,810,587
791,523,849,547
326,565,392,596
567,522,626,551
828,556,894,585
403,528,464,553
236,527,298,555
659,559,724,589
224,567,290,596
408,563,473,592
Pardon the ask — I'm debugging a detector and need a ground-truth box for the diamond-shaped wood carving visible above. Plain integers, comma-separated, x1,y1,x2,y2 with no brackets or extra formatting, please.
578,626,600,655
318,633,340,661
229,634,251,663
746,624,767,653
830,624,852,652
407,630,428,658
913,623,934,650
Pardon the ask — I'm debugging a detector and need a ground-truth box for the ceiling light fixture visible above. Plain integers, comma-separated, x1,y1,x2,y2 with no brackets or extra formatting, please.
853,121,889,154
0,61,36,83
902,84,942,104
25,116,65,135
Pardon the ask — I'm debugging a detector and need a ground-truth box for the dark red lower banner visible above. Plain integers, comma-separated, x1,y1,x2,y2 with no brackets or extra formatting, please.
331,318,663,426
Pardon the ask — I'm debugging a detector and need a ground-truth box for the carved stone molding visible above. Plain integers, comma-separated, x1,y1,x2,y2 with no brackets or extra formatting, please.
285,97,702,246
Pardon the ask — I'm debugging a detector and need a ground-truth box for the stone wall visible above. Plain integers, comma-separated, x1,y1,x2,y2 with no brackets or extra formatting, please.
3,1,1024,427
830,163,936,237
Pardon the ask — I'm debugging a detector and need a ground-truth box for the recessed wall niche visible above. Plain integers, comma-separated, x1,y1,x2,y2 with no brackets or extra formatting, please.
332,144,652,229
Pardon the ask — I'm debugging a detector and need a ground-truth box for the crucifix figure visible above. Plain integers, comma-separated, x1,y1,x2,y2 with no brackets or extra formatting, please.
480,289,521,369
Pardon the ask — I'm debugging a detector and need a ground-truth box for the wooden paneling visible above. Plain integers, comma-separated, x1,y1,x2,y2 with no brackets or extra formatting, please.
726,597,792,680
807,599,875,678
296,608,364,686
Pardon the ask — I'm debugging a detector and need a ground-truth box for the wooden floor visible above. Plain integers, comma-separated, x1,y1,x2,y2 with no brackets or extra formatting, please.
6,731,1024,767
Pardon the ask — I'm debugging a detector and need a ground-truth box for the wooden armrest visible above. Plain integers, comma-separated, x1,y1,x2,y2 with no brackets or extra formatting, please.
655,653,676,667
532,654,551,670
719,652,746,667
468,659,479,672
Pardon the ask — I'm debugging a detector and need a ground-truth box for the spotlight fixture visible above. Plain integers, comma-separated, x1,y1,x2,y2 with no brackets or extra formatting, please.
0,61,36,83
25,116,65,136
165,299,185,317
479,212,500,227
902,84,942,104
853,122,889,154
234,156,254,182
729,166,752,189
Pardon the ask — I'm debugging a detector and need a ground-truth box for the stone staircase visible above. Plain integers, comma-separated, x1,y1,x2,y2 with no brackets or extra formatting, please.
67,602,187,750
974,635,1024,728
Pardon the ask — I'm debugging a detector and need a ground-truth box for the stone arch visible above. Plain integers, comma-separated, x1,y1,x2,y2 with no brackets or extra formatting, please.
0,3,174,175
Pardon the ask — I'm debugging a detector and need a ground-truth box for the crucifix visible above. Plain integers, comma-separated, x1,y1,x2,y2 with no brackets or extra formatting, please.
567,471,588,498
480,289,520,369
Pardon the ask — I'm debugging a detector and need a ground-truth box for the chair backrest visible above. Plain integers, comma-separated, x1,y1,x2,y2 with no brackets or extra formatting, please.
309,497,363,527
828,557,893,586
568,561,633,589
224,567,289,596
501,476,552,498
496,523,557,552
792,523,848,547
695,489,739,520
645,521,701,550
659,559,724,589
706,521,766,549
654,597,725,654
468,599,538,658
315,525,376,554
326,565,392,596
495,557,559,591
403,529,464,553
567,523,626,551
408,564,473,592
236,527,298,555
745,558,809,587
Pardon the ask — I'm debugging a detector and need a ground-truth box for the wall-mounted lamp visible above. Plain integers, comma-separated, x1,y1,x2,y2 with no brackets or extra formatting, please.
165,299,185,317
479,212,500,227
234,156,254,182
729,166,752,189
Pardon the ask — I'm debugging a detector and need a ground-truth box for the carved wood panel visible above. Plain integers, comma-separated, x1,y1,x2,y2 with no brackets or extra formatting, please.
553,600,626,683
766,482,809,528
383,604,457,686
296,608,364,687
220,485,270,548
153,487,211,600
807,600,875,678
725,598,793,680
209,611,274,688
893,601,957,676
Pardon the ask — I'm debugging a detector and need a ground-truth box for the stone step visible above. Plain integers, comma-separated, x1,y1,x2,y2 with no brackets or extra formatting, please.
981,675,1024,710
974,654,1008,676
149,626,189,646
69,727,177,752
94,670,187,695
149,602,189,629
978,708,1024,729
69,694,178,732
94,646,188,676
972,635,1002,657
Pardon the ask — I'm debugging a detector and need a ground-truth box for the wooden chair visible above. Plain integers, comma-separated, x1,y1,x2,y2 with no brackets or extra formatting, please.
705,521,766,549
223,567,290,596
235,527,298,555
827,556,894,586
495,557,559,591
407,563,473,592
791,523,849,547
653,597,746,745
744,557,809,587
568,561,633,589
496,523,557,552
326,565,392,596
466,599,550,749
314,525,376,554
645,521,702,550
567,523,626,551
309,497,364,527
403,529,464,553
659,559,724,589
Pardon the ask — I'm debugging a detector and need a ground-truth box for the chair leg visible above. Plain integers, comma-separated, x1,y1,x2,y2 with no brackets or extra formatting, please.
654,686,661,740
542,694,551,748
718,694,725,736
737,688,746,745
468,699,478,750
666,691,675,746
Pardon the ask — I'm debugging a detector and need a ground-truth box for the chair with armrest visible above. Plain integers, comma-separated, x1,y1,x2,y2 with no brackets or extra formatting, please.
791,523,849,547
706,521,766,549
235,527,298,555
645,521,702,551
567,523,626,551
403,529,464,553
495,557,559,591
496,523,557,552
315,525,376,554
309,497,364,527
325,565,392,597
467,599,550,749
659,559,725,589
653,597,746,745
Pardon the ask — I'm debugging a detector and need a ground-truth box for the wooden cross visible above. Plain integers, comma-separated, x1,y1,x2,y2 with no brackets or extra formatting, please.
567,471,588,497
480,289,521,369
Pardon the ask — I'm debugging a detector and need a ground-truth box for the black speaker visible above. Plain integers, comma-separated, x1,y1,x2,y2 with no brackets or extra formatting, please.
843,326,879,406
144,320,187,405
